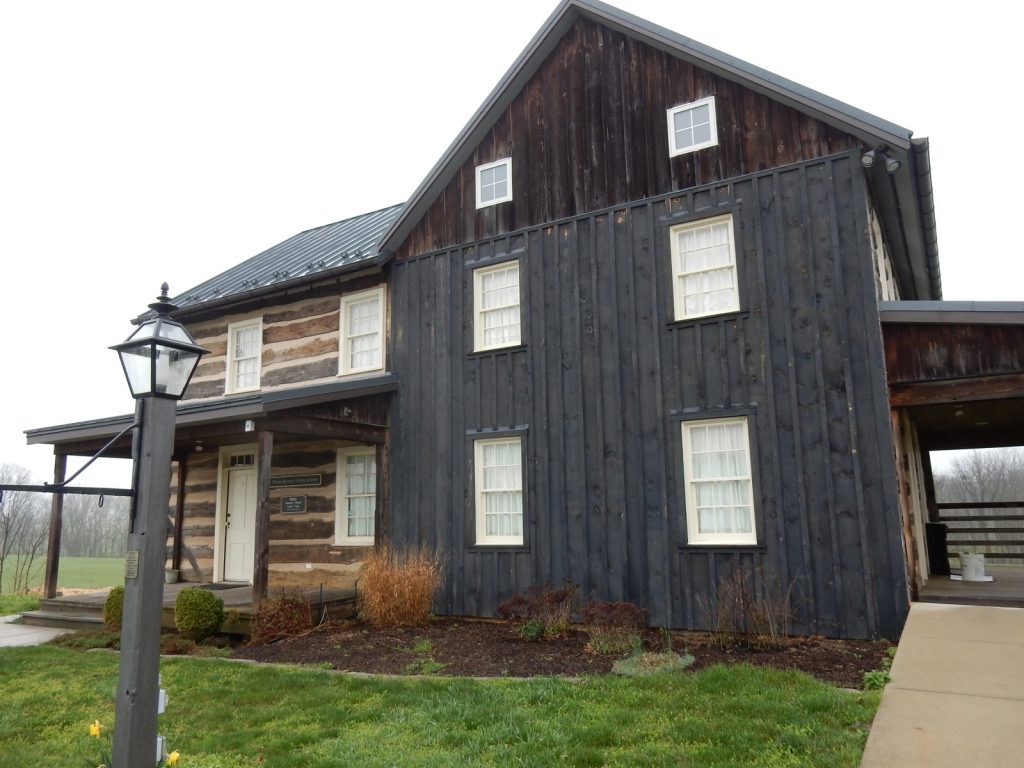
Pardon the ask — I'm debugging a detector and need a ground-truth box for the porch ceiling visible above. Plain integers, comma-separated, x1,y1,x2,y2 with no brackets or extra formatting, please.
881,301,1024,451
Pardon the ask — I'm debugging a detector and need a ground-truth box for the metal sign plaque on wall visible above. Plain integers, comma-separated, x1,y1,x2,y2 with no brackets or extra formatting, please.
269,474,322,489
281,495,306,514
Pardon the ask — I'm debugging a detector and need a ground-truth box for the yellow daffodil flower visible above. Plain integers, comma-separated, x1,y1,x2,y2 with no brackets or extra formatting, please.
166,751,180,766
88,720,102,738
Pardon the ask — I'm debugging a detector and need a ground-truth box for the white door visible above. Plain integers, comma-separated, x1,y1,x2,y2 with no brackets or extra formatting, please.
223,454,257,582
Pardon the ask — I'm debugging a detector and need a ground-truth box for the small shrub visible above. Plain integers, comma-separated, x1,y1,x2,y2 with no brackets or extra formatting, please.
498,582,577,640
863,646,897,690
358,545,443,627
612,651,695,677
174,588,224,642
250,589,314,643
103,586,124,632
698,568,796,650
580,599,646,654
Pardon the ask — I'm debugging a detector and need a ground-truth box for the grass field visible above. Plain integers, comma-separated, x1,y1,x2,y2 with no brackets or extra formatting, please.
0,645,879,768
0,556,123,614
12,555,124,592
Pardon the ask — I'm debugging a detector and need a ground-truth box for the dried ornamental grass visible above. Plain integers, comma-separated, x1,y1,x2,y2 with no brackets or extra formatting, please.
251,589,314,643
358,545,443,627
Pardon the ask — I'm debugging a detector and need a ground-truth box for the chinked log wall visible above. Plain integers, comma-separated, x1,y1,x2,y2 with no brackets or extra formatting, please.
389,152,907,639
183,278,384,401
170,439,370,587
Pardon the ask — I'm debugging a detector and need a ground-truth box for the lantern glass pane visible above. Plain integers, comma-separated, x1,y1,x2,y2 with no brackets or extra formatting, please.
118,345,156,397
156,347,201,397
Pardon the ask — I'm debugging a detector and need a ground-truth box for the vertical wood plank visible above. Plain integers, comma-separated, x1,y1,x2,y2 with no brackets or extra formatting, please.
252,430,274,604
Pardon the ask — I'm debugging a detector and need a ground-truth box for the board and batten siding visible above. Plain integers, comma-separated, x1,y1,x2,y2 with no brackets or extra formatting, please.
394,16,859,260
389,151,908,639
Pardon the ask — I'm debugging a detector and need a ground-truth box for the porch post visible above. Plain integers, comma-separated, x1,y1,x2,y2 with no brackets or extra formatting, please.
43,453,67,599
252,430,274,603
171,454,188,572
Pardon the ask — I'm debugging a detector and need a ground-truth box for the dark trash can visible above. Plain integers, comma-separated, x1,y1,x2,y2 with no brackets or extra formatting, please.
925,522,949,576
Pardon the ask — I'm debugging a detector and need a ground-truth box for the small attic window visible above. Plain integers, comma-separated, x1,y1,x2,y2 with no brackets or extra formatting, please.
667,96,718,157
476,158,512,209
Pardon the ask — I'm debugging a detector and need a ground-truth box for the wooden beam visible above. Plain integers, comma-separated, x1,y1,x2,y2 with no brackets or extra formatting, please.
43,453,67,599
888,373,1024,407
262,415,386,444
251,430,274,604
172,454,188,572
890,411,920,601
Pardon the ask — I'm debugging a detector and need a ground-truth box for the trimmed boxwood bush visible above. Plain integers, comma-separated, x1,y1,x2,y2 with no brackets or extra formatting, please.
174,588,225,641
103,586,124,631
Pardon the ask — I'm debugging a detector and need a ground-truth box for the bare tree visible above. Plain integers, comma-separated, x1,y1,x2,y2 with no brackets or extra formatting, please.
0,464,49,593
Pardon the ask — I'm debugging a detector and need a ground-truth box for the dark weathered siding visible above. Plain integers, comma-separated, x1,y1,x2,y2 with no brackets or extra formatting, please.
389,152,907,639
394,17,859,260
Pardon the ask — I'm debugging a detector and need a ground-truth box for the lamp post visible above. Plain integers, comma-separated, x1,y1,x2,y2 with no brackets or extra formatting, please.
110,284,206,767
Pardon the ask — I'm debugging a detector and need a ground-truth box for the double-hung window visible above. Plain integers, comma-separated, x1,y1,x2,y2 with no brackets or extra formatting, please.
340,286,386,376
475,436,523,546
336,447,376,546
667,96,718,156
670,214,739,319
226,318,261,393
474,261,521,350
682,417,756,545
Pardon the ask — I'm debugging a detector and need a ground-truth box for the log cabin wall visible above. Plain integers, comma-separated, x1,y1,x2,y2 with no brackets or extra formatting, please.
182,284,387,401
169,438,373,589
394,17,859,259
389,152,908,639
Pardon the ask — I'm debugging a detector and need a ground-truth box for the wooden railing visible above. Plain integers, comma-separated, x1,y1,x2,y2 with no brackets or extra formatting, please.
936,501,1024,562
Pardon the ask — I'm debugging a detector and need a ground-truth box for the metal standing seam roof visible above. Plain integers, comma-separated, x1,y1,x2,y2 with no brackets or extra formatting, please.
166,203,404,315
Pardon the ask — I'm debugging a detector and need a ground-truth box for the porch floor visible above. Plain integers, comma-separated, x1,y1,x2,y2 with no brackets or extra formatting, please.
918,564,1024,608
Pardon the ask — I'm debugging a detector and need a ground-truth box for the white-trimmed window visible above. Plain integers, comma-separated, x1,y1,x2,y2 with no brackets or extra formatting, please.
336,447,376,546
475,436,523,546
475,158,513,209
670,214,739,319
667,96,718,156
226,318,262,393
474,261,521,351
340,286,386,376
682,417,756,545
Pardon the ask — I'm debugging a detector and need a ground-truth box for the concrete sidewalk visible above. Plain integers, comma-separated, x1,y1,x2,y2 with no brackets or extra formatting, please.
861,602,1024,767
0,613,71,647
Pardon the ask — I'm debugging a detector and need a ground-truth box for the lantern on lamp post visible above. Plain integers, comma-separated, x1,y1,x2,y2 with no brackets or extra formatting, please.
110,284,206,767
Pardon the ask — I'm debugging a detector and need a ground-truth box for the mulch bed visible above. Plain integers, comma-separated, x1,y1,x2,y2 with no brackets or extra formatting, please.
231,617,891,689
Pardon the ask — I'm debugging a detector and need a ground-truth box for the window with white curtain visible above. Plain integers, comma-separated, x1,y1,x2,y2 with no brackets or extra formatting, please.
475,436,523,545
226,318,262,393
474,261,521,351
682,417,756,545
336,447,376,545
670,214,739,320
340,286,386,376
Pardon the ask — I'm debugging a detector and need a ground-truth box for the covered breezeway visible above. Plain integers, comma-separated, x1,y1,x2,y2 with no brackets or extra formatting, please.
882,302,1024,607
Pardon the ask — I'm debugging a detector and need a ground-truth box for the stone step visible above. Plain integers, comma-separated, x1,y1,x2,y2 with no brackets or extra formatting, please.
19,611,105,631
38,599,106,618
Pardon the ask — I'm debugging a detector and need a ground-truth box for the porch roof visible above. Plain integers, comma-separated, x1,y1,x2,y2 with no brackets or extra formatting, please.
881,302,1024,451
24,374,398,455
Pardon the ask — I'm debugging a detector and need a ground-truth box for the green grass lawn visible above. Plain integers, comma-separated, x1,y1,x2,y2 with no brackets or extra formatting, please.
0,645,879,768
3,555,124,594
0,556,123,614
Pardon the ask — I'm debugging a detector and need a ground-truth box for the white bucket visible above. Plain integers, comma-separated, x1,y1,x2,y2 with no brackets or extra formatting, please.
960,553,987,582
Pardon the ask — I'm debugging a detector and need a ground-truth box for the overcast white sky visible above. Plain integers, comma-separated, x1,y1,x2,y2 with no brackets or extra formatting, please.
0,0,1019,489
